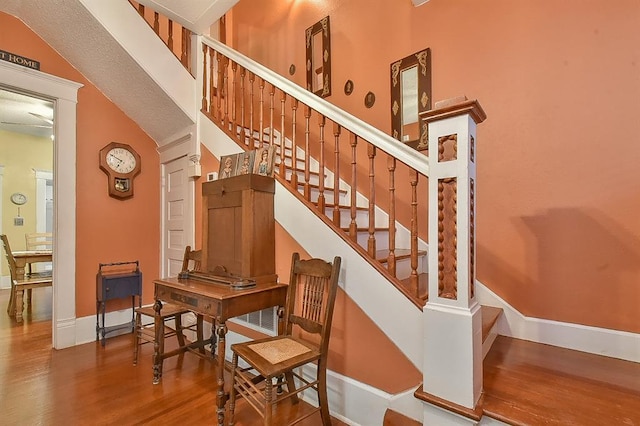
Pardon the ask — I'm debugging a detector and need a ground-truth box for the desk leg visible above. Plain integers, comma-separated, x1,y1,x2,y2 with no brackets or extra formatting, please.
152,299,164,384
215,321,228,426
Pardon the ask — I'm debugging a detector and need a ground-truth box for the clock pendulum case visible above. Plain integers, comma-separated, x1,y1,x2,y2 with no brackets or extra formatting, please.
99,142,141,199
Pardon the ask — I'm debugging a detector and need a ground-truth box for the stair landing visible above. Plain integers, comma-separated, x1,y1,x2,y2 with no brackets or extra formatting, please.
483,336,640,425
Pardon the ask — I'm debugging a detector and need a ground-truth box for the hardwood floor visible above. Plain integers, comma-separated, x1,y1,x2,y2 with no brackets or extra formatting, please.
0,288,347,425
483,335,640,425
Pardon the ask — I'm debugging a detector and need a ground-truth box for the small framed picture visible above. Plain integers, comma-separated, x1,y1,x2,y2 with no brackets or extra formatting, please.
218,154,238,179
236,151,255,175
253,146,276,177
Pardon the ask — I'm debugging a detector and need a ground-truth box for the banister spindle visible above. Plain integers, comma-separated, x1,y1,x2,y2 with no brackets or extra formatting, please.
279,91,287,176
258,78,265,147
367,144,377,256
332,123,341,226
387,156,397,277
209,49,215,118
239,67,247,146
223,57,229,127
201,44,208,112
153,12,159,34
248,72,255,148
216,53,224,121
181,28,189,70
268,84,275,147
349,133,358,240
410,169,419,296
303,105,312,200
231,62,238,139
168,20,174,51
317,115,327,213
290,99,299,187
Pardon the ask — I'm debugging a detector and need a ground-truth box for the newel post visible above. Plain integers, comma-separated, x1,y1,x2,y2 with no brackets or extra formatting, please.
421,96,486,415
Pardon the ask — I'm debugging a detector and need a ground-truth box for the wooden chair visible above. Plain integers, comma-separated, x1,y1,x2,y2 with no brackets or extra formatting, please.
1,234,53,322
133,246,205,365
227,252,341,426
25,232,53,275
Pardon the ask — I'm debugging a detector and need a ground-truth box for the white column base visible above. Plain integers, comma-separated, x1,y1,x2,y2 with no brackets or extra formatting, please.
423,301,483,408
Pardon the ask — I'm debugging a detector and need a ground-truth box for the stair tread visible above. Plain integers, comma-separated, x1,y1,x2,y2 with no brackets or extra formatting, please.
383,409,422,426
480,305,502,342
376,248,427,261
483,336,640,425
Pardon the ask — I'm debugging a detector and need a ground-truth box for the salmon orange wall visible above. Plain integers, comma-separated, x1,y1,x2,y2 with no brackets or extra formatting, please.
228,0,640,333
1,13,161,317
197,144,420,392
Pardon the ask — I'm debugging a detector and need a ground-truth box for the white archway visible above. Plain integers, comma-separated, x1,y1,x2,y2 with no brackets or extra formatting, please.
0,61,82,349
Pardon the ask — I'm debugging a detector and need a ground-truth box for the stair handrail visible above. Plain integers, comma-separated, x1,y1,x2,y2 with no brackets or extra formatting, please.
202,36,430,177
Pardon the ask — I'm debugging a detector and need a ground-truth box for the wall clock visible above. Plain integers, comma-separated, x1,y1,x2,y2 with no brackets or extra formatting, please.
99,142,141,199
10,192,27,205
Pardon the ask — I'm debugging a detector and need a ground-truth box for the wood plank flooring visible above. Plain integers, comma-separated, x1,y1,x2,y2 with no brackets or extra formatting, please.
0,288,347,425
483,335,640,425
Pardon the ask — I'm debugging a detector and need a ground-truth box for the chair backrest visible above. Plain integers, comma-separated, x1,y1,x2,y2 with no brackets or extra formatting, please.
283,252,341,355
25,232,53,250
1,234,19,282
181,245,202,273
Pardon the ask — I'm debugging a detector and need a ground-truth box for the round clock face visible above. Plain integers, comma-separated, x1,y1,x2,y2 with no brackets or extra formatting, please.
10,192,27,205
106,147,137,174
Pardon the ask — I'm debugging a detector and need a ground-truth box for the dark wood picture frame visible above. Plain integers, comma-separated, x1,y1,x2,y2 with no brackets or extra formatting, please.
306,16,331,98
390,48,432,150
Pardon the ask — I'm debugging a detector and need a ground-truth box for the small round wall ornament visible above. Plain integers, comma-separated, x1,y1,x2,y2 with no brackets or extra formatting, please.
344,80,354,96
364,91,376,108
289,64,296,76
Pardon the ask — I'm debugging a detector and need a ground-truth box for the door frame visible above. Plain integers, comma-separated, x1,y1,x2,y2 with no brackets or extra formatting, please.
0,61,82,349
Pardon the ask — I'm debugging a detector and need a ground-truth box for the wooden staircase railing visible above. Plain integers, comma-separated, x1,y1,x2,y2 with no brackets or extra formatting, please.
128,1,193,75
201,37,431,308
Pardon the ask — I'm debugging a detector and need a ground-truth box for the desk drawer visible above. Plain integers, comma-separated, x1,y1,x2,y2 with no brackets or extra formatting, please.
156,286,219,317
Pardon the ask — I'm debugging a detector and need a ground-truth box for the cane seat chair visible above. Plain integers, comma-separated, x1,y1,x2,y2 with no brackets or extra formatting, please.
133,245,205,365
228,252,341,426
1,234,53,322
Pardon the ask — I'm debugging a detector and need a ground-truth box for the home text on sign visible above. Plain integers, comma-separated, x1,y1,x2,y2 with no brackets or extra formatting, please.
0,50,40,70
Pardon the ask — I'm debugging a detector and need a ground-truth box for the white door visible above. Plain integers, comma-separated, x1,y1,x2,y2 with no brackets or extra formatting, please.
162,155,193,278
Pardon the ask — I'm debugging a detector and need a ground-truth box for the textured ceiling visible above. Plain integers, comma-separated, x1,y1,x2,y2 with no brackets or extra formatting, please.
0,88,54,139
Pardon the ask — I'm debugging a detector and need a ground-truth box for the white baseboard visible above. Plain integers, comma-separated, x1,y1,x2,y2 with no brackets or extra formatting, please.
476,280,640,363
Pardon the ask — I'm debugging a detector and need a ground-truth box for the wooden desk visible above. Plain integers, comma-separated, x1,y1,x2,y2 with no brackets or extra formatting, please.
12,250,53,280
152,276,287,426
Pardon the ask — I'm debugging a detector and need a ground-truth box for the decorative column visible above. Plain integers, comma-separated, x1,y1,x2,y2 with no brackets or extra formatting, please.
420,96,486,416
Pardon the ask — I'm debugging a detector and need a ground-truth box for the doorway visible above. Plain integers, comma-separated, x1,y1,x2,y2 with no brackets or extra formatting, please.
0,61,82,349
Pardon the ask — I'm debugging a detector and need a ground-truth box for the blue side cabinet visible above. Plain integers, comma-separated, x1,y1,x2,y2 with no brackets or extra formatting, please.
96,261,142,346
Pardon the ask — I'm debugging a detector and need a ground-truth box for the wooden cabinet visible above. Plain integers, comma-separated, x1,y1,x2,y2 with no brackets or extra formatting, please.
96,261,142,346
201,174,277,284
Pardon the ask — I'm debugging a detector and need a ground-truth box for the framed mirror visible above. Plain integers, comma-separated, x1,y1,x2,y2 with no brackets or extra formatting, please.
306,16,331,98
390,48,431,149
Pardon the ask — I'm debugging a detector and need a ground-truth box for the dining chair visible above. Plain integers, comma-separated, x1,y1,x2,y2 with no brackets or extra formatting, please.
133,245,205,365
1,234,53,322
227,252,341,426
24,232,53,275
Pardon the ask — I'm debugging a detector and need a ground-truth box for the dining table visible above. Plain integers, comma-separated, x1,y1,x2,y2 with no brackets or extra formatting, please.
11,249,53,280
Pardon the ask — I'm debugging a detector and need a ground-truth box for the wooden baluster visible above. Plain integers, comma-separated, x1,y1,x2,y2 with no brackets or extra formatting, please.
290,99,299,187
268,84,275,147
367,144,377,256
168,20,174,52
317,115,326,213
332,123,341,226
248,72,255,148
181,28,189,71
239,67,247,146
216,54,224,122
258,78,265,147
303,105,312,200
201,44,208,112
410,170,419,296
231,62,238,138
223,57,230,128
153,12,159,35
387,156,397,277
279,91,287,176
137,4,144,16
209,49,215,118
349,133,358,240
